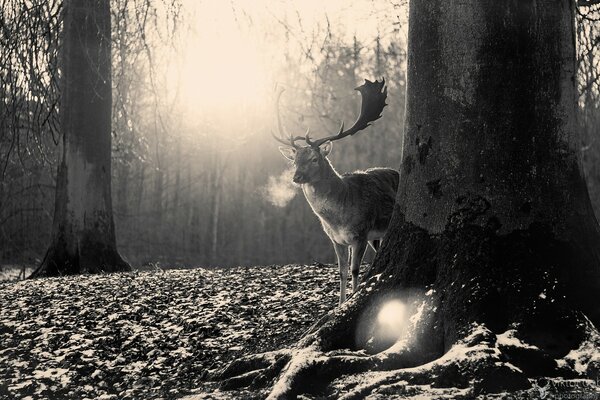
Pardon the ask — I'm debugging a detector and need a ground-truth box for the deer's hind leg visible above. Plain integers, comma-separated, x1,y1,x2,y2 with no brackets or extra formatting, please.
333,242,349,305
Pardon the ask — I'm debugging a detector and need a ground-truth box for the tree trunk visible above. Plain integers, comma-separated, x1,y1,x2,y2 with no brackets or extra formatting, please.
217,0,600,398
386,0,600,334
31,0,129,277
210,179,221,266
174,140,181,209
210,161,224,266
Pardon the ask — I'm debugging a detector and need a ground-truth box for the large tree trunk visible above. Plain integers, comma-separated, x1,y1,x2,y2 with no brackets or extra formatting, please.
31,0,129,277
217,0,600,398
389,0,600,331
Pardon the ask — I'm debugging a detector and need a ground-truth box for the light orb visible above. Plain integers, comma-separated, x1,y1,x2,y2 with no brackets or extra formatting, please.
377,300,406,331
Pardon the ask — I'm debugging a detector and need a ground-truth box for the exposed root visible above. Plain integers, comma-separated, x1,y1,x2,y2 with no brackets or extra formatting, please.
29,227,131,278
215,349,291,390
218,319,600,399
333,324,529,399
336,321,600,399
30,237,130,278
267,346,376,400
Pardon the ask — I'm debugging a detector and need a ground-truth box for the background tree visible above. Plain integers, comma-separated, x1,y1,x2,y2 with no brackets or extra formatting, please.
0,0,61,266
31,0,129,276
217,0,600,397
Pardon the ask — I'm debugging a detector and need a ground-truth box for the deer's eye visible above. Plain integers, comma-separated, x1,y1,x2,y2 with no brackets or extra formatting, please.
312,158,318,163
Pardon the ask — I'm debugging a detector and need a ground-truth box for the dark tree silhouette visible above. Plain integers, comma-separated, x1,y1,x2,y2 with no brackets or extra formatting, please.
31,0,130,277
217,0,600,397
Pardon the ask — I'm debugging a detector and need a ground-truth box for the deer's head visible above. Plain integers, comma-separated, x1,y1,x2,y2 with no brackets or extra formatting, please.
274,78,387,185
279,142,332,184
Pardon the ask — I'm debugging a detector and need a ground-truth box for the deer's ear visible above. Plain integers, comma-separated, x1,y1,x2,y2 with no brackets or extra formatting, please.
320,141,332,156
279,146,296,161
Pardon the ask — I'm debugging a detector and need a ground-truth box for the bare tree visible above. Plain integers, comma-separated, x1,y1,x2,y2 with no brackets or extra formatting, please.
31,0,129,277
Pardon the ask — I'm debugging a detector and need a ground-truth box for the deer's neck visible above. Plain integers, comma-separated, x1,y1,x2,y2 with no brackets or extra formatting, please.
302,159,345,210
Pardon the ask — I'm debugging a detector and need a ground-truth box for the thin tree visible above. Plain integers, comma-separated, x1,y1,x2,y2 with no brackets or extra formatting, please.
31,0,130,277
218,0,600,397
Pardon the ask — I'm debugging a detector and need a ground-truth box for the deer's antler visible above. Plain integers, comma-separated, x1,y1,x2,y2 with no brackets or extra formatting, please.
272,87,306,149
305,78,387,148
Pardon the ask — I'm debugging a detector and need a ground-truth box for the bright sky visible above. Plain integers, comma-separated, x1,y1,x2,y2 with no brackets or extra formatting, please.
165,0,405,122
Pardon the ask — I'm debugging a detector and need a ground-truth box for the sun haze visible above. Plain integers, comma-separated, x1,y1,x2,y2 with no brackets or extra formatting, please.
164,0,406,129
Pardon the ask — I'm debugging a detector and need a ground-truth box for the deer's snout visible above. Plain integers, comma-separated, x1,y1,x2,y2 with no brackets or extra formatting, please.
292,172,306,183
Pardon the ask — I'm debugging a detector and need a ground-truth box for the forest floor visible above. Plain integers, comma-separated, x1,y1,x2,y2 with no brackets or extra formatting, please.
1,265,598,400
0,264,339,400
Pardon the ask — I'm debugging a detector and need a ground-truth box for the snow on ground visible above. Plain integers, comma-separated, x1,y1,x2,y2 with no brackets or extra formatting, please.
0,264,341,399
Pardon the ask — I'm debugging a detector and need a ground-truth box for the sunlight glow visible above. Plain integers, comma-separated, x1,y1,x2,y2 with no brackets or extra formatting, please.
377,300,406,335
167,36,268,116
160,0,407,137
165,1,272,121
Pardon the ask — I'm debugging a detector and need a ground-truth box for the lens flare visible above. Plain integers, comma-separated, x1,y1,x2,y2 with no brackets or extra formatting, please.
355,297,411,353
377,300,406,335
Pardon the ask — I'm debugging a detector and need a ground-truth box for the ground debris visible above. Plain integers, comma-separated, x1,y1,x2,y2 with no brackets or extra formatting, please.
0,264,340,399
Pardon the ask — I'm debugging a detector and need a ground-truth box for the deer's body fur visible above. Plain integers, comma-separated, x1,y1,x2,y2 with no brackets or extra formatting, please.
302,164,398,247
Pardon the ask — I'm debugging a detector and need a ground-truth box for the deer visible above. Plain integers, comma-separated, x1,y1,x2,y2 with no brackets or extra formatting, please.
274,78,399,305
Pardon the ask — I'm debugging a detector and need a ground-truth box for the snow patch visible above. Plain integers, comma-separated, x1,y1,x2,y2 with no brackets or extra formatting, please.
409,301,426,325
556,322,600,374
497,330,539,350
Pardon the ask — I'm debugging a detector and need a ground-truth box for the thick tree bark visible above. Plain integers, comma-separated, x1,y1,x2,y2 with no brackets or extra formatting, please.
31,0,129,277
217,0,600,398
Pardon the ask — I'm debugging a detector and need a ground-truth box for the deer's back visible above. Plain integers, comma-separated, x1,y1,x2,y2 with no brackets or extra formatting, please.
343,167,399,196
313,167,399,244
342,167,399,218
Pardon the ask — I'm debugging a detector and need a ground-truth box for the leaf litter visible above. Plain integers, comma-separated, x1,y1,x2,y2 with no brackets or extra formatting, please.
0,264,340,399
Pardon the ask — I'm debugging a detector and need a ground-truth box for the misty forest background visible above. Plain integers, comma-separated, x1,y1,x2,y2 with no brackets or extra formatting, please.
1,0,599,269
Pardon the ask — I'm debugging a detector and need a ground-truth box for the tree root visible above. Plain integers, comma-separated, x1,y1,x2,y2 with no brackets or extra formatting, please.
266,346,376,399
216,349,292,390
30,229,131,278
322,324,528,399
217,318,600,399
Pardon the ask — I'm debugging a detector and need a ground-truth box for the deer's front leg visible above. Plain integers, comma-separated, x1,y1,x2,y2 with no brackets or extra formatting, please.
333,242,348,305
350,240,368,294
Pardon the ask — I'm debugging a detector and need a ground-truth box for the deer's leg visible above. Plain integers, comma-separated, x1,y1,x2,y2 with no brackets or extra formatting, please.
333,242,348,305
350,241,368,294
347,246,353,266
368,240,381,252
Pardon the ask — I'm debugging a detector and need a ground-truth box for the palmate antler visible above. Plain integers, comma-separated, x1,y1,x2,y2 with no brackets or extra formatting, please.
305,78,388,148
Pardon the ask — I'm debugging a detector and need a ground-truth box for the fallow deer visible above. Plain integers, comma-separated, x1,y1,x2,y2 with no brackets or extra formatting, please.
274,79,399,304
